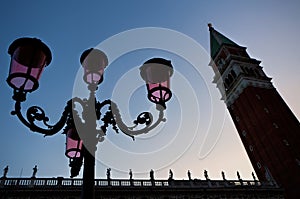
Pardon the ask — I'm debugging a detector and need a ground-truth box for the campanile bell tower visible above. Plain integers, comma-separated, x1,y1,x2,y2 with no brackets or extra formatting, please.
208,24,300,198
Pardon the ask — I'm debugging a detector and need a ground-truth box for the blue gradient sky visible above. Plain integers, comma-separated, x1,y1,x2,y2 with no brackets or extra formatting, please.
0,0,299,180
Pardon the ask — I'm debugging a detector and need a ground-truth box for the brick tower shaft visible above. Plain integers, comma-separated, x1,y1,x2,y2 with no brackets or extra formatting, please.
208,24,300,198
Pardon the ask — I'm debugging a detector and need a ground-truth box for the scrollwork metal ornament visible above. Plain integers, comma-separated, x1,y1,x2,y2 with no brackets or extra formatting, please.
9,86,167,176
26,106,51,128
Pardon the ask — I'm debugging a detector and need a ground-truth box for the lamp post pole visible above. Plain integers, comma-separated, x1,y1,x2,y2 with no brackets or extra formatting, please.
81,85,97,199
6,37,174,199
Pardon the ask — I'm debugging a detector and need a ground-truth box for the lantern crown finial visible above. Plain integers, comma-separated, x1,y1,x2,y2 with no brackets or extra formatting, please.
8,37,52,66
144,57,172,67
80,48,108,67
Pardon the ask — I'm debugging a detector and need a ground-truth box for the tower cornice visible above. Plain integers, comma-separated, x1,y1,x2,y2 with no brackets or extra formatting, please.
224,77,273,106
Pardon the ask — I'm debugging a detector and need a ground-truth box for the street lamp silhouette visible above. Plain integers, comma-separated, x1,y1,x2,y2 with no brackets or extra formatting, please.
6,37,173,199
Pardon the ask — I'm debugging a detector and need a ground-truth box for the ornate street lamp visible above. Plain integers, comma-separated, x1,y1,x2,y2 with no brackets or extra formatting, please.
6,37,173,199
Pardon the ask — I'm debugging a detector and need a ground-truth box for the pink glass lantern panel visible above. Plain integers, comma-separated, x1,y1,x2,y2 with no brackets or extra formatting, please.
8,43,50,92
83,67,104,85
66,128,83,158
147,81,171,103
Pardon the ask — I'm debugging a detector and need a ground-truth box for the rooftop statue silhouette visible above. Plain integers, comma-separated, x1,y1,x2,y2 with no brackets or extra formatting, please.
221,171,226,181
169,169,173,180
129,169,133,180
2,166,8,178
204,170,209,180
129,169,133,186
31,165,38,178
187,170,191,181
106,168,111,186
252,172,257,181
237,171,243,185
150,169,155,186
150,169,154,181
106,168,111,180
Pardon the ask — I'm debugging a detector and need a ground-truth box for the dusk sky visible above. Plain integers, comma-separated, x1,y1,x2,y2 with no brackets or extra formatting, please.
0,1,299,181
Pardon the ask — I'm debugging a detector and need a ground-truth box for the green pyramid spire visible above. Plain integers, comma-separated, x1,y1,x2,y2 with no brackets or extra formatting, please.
208,23,240,59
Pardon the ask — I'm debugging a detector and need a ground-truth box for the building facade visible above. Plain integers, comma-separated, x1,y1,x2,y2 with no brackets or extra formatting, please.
0,177,283,199
208,24,300,199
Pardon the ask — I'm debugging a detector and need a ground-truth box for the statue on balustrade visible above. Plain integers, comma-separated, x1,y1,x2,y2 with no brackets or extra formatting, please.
32,165,38,178
169,169,173,180
150,169,154,181
204,170,209,180
2,166,8,178
129,169,133,180
106,168,111,180
187,170,192,181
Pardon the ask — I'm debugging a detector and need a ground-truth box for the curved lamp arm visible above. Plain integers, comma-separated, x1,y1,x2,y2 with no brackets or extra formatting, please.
11,99,73,136
10,95,167,141
96,100,166,141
